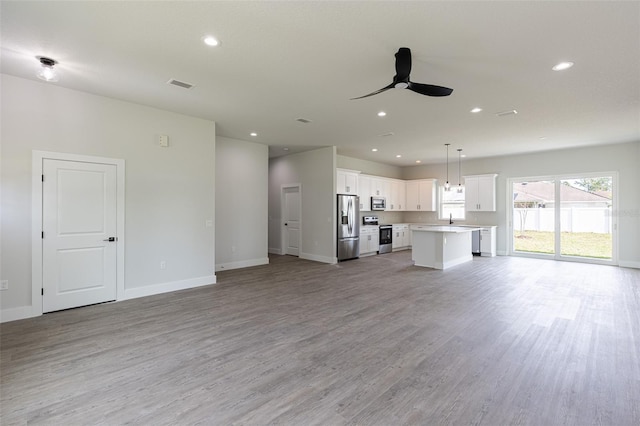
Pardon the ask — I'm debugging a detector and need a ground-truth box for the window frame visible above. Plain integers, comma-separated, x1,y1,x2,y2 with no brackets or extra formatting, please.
439,184,466,221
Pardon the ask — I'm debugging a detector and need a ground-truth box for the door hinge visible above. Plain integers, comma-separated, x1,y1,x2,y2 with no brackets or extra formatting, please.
41,231,44,239
41,288,44,296
42,174,44,182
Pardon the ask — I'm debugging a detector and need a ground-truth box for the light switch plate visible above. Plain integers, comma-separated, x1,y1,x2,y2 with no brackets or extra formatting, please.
159,134,169,147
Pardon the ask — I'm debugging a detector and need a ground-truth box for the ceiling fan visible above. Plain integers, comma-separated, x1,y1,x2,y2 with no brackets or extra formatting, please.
351,47,453,100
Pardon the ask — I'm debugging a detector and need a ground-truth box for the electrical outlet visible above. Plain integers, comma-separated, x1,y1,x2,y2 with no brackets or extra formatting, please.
160,261,166,270
0,280,8,291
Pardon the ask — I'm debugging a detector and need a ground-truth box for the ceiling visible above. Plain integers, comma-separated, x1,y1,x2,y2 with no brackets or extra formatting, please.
2,1,639,165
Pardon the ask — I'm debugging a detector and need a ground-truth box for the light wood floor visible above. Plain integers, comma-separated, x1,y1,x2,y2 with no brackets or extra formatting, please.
2,252,639,425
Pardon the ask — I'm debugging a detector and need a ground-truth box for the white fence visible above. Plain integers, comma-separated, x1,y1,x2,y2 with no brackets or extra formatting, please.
514,207,612,234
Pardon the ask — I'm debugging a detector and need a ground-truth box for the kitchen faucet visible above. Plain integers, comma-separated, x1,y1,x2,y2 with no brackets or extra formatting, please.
449,213,454,225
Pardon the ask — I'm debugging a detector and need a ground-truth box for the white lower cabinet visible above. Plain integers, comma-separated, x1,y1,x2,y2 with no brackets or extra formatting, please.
360,226,379,255
480,226,497,257
392,224,411,250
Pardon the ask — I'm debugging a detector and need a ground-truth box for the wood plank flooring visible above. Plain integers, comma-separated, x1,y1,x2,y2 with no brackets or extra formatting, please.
2,252,639,425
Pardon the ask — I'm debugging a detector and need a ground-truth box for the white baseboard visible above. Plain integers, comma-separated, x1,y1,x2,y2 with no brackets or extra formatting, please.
123,275,217,300
216,257,269,272
300,252,336,264
1,275,218,323
268,247,283,255
0,306,34,323
619,260,640,269
497,250,508,256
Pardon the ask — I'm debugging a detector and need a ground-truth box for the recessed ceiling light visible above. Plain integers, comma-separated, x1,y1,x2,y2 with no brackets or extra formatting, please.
250,132,257,137
539,136,547,140
203,36,219,46
416,160,421,164
552,61,574,71
372,148,378,152
396,155,402,158
377,111,386,117
283,147,289,151
470,107,483,113
461,154,466,158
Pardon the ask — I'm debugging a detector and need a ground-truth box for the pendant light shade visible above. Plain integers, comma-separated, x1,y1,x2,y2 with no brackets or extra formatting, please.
444,144,451,191
36,56,60,82
457,149,464,193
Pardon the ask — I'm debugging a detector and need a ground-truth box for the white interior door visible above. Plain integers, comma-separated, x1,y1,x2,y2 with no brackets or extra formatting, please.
283,186,301,256
42,159,118,312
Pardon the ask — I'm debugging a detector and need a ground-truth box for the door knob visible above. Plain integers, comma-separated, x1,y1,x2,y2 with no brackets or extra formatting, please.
103,237,116,242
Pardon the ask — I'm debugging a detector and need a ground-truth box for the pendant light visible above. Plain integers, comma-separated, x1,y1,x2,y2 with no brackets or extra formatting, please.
444,143,451,191
36,56,60,82
457,149,464,193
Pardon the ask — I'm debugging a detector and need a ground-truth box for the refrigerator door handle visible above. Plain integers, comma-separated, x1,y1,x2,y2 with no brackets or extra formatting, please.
347,198,353,235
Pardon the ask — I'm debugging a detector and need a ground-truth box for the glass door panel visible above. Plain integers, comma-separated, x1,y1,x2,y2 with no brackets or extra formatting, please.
559,177,613,259
512,180,555,255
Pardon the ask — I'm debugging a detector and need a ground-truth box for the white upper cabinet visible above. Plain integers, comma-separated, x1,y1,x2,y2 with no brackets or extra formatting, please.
388,179,406,211
358,175,372,211
337,168,359,195
370,177,390,199
406,179,436,211
464,174,497,211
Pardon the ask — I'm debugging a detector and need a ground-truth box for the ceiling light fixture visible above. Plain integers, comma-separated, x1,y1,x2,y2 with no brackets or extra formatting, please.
444,143,451,191
552,61,574,71
416,160,421,164
203,35,219,46
36,56,59,82
377,111,386,117
372,148,378,152
457,148,463,193
470,107,482,113
250,132,257,137
396,154,402,158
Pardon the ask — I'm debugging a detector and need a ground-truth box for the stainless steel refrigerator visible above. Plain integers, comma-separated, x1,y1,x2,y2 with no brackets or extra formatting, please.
337,194,360,261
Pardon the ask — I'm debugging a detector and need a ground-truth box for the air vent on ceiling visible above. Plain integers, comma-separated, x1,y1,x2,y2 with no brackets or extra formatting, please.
379,132,395,137
496,109,518,117
167,79,194,89
295,118,312,124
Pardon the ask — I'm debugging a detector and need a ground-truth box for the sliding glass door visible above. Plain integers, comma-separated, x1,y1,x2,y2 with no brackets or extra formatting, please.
510,174,615,264
512,179,556,255
559,177,613,260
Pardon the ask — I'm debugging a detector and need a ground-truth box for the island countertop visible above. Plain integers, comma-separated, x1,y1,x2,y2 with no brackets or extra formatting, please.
410,224,482,233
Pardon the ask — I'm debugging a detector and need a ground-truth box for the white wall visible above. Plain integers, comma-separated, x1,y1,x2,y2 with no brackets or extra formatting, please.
402,141,640,267
215,137,268,271
337,155,403,179
1,75,216,321
268,147,336,263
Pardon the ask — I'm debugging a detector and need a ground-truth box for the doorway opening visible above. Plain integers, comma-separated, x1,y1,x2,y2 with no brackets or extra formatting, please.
32,151,125,317
281,184,301,257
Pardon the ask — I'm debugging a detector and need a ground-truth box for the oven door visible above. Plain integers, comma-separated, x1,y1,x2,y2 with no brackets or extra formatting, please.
379,227,392,245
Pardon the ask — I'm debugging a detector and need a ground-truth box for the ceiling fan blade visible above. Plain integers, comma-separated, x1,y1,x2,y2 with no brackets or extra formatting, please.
350,82,395,100
407,81,453,97
394,47,412,83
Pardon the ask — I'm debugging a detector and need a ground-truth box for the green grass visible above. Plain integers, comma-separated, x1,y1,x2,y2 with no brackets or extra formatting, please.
514,231,612,259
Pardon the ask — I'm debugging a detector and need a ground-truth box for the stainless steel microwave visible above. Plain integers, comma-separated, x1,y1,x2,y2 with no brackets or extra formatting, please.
371,196,386,211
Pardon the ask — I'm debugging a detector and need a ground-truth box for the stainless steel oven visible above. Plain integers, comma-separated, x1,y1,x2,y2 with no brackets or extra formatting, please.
379,225,392,254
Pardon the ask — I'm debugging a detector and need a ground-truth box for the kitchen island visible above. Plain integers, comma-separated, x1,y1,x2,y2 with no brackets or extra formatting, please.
410,225,481,270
